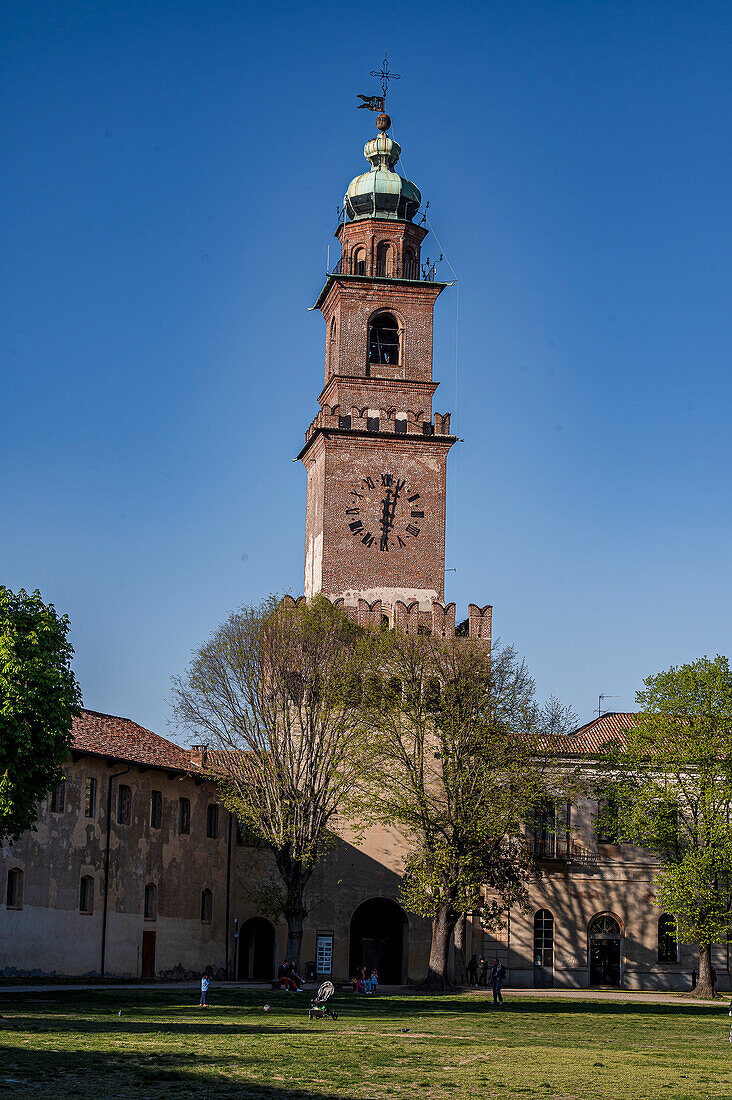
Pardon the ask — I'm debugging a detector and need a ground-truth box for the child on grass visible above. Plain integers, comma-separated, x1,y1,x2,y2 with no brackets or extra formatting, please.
199,974,210,1007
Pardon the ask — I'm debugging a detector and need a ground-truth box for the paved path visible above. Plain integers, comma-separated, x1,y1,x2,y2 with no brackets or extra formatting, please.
0,981,726,1005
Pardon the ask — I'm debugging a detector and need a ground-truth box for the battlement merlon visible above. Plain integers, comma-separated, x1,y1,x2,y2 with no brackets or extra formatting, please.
297,409,454,460
280,594,492,647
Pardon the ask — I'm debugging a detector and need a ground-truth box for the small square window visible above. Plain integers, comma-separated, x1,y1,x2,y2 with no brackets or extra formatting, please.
366,417,380,432
338,415,351,430
395,419,407,434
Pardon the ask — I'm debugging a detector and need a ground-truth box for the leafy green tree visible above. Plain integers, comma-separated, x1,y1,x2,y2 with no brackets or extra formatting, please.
172,595,377,968
0,586,82,840
602,655,732,999
364,631,554,991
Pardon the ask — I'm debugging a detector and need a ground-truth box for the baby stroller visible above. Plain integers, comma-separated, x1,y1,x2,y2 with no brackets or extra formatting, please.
308,980,338,1021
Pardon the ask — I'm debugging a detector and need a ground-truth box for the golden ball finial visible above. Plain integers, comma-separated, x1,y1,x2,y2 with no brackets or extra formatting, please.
376,112,391,133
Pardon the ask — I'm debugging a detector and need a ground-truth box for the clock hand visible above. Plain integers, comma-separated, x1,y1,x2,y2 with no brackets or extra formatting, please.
379,488,397,549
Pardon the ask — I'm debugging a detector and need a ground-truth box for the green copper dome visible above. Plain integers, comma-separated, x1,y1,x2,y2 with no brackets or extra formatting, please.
344,132,421,222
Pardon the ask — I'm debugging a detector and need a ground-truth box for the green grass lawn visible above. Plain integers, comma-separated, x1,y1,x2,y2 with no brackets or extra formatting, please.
0,987,730,1099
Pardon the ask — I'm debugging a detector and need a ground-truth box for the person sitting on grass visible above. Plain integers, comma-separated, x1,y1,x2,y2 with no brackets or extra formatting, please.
277,961,303,992
199,974,210,1008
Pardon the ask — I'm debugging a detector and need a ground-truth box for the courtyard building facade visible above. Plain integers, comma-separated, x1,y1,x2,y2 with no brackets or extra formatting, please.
3,109,728,992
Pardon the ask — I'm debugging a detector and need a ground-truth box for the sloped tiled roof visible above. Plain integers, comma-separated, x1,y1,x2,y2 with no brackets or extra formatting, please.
544,712,636,756
71,709,201,773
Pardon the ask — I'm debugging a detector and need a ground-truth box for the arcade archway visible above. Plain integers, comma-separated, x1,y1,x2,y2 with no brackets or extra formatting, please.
238,917,275,981
588,913,622,986
349,898,408,985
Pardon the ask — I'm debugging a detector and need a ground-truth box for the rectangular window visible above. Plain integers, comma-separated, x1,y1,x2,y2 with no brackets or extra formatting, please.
6,868,23,909
338,415,351,430
84,778,97,818
315,932,334,975
596,795,620,844
366,416,380,432
150,790,162,829
118,784,131,825
79,876,94,914
206,804,219,839
178,797,191,835
50,781,66,813
395,418,407,434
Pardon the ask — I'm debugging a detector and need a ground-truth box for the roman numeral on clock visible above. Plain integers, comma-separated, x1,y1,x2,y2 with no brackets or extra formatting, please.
410,510,424,518
345,507,359,515
361,532,375,547
349,520,364,533
381,473,393,486
407,493,420,502
406,524,420,537
363,476,375,490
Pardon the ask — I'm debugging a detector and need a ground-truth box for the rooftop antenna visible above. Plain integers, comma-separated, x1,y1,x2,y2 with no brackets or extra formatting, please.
598,694,618,718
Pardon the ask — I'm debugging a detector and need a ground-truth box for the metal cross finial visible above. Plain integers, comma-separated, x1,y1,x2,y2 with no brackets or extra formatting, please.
371,51,400,97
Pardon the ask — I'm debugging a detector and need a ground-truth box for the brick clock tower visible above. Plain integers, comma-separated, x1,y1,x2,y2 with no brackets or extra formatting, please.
296,108,491,643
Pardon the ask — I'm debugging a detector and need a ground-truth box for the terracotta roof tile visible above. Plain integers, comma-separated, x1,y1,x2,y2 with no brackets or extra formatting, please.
71,709,200,773
543,712,636,756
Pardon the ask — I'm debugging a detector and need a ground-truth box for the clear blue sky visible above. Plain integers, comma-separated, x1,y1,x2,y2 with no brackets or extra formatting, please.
3,1,731,737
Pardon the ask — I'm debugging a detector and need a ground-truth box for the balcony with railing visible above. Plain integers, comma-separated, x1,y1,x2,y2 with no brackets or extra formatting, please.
330,256,440,282
526,836,600,865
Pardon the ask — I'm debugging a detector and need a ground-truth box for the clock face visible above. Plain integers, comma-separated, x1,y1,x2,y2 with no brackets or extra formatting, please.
344,471,425,552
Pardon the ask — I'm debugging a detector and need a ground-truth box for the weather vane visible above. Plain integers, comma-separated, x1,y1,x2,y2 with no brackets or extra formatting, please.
357,52,400,131
371,51,400,97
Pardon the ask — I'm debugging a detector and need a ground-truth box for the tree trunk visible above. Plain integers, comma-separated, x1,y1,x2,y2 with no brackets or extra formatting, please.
453,913,467,987
693,943,715,999
419,904,456,992
285,910,305,972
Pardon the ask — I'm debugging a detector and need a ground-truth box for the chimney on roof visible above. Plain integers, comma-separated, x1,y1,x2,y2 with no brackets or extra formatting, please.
190,744,209,767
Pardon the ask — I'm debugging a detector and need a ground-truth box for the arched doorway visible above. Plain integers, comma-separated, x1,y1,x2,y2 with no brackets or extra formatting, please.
349,898,407,985
589,913,622,986
239,917,275,981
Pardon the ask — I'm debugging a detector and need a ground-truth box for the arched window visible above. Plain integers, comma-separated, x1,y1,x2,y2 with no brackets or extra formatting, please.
533,909,554,970
144,883,157,921
79,876,94,915
658,914,678,962
395,412,408,435
368,312,400,366
6,868,23,909
589,913,621,937
201,888,213,924
353,247,366,276
376,241,392,277
403,247,417,279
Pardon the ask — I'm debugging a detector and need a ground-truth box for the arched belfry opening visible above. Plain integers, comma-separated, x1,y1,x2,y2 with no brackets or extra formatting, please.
239,917,275,980
368,312,400,367
349,897,408,984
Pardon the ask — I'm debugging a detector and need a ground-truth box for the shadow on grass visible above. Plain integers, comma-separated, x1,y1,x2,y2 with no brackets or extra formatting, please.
0,1043,365,1099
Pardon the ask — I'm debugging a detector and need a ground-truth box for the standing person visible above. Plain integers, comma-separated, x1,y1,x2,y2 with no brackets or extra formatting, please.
199,973,210,1008
370,967,379,993
477,956,488,988
467,954,479,988
489,957,506,1006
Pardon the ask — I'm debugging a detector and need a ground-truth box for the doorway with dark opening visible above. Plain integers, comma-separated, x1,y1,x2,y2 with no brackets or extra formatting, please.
349,897,407,985
588,913,622,986
239,917,275,981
